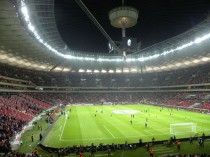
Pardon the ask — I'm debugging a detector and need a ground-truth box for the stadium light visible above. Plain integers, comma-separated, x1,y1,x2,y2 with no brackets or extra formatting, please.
108,70,114,73
146,67,152,71
167,64,174,68
131,68,137,72
63,68,71,72
54,67,62,71
192,59,200,63
160,66,166,69
93,70,100,73
153,67,160,70
125,58,136,62
184,61,191,65
19,0,210,63
175,63,182,67
86,69,92,73
116,69,122,73
123,68,129,73
39,65,47,69
101,69,107,73
201,57,210,61
79,69,85,72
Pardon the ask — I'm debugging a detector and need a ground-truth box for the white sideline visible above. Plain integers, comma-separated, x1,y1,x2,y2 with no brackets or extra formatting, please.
59,116,67,140
103,125,115,138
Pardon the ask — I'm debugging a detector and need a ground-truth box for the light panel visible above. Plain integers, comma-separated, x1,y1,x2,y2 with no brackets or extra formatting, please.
101,69,107,73
39,65,47,69
0,54,7,60
201,57,210,61
116,69,122,73
63,68,71,72
108,69,114,73
79,69,85,73
175,63,182,67
123,68,129,73
86,69,92,73
131,68,137,72
146,67,152,71
93,70,99,73
153,67,160,70
184,61,191,65
54,67,62,71
160,66,167,69
192,59,200,63
167,64,174,68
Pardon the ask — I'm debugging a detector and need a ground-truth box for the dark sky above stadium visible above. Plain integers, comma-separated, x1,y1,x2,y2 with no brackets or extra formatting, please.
54,0,210,54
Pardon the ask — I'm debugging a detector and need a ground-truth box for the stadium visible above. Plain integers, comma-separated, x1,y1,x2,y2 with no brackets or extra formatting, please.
0,0,210,156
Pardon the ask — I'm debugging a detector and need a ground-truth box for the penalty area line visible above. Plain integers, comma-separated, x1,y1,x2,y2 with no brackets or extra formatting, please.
103,125,115,138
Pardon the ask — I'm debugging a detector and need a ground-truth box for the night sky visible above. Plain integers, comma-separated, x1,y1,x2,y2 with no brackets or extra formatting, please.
54,0,210,54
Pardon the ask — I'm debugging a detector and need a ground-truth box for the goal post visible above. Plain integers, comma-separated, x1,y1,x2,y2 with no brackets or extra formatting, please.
170,123,197,134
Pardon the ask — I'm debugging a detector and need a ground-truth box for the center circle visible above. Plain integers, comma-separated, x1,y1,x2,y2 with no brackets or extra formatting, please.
112,110,140,114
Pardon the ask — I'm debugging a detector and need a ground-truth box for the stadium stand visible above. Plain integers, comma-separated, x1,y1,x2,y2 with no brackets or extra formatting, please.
199,101,210,109
0,115,26,154
0,95,52,122
1,63,210,88
0,93,53,154
178,100,198,107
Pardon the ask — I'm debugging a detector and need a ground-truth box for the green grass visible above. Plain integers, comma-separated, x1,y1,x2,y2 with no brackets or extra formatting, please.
42,104,210,148
18,117,58,157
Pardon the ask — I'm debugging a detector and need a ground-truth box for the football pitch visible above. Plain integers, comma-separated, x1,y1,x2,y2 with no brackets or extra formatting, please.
42,104,210,148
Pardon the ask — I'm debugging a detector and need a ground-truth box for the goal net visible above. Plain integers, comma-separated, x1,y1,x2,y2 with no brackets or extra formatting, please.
170,123,197,134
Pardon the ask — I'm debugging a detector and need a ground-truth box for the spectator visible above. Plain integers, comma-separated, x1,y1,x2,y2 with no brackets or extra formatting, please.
149,148,154,157
177,140,181,150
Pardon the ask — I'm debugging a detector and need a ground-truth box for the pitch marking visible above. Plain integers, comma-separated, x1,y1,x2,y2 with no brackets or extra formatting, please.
103,125,115,138
145,130,153,135
60,116,67,140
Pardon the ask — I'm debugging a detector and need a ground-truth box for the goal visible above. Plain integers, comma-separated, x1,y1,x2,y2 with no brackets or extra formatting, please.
170,123,197,134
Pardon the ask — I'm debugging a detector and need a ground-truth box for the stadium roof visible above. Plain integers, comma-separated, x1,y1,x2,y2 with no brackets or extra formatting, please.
0,0,210,73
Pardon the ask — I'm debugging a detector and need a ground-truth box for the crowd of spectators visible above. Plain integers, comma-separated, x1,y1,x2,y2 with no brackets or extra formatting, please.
28,92,210,111
28,92,175,105
1,63,210,88
0,115,26,154
0,93,53,155
0,94,52,122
